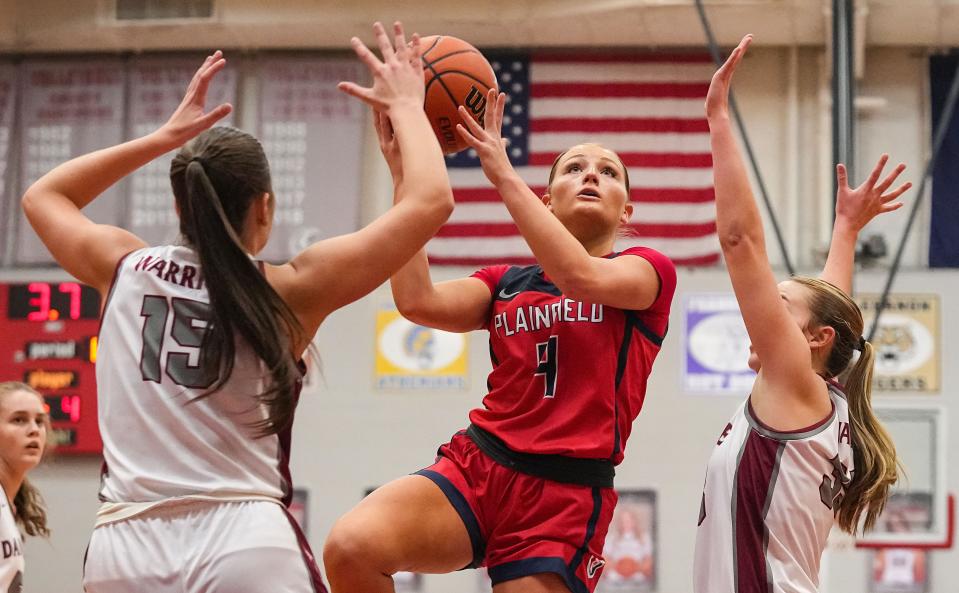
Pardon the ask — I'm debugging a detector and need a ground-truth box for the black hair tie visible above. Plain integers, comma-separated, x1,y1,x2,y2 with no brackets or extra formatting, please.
857,336,866,351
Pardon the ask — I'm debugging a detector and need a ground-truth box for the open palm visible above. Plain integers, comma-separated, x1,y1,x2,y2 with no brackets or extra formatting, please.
162,51,233,146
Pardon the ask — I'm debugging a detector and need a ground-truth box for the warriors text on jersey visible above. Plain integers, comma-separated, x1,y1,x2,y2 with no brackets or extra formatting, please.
469,247,676,463
96,245,301,504
0,487,23,593
694,381,855,593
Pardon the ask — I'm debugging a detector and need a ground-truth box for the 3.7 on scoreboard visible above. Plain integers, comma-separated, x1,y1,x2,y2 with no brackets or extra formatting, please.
1,282,101,454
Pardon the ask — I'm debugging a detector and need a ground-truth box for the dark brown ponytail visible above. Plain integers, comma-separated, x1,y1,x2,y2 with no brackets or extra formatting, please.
170,127,305,436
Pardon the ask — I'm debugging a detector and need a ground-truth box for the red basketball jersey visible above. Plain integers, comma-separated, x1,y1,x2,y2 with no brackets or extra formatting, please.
469,247,676,464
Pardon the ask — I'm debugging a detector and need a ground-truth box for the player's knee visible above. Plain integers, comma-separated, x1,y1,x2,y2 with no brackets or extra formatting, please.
323,516,387,575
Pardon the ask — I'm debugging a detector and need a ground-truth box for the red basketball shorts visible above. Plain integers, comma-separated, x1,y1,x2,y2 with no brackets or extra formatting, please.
416,430,617,593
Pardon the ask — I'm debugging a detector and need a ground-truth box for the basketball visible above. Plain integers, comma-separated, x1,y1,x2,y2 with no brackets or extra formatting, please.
614,556,643,579
419,35,498,155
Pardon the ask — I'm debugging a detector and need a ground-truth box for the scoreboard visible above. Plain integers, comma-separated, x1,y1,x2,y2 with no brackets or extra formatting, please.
0,282,102,454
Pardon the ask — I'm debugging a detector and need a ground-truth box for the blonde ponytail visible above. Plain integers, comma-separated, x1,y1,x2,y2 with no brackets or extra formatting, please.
790,277,900,534
834,341,899,533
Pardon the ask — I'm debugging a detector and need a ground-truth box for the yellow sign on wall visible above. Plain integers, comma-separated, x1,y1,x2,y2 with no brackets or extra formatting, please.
857,294,939,393
374,308,468,390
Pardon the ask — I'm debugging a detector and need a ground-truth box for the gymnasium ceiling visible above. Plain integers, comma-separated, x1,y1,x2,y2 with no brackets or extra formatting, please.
1,0,958,52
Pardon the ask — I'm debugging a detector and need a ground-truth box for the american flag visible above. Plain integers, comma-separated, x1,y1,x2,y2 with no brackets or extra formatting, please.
427,51,718,267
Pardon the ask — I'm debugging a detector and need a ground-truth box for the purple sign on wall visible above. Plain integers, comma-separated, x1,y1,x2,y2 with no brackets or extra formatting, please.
683,293,755,394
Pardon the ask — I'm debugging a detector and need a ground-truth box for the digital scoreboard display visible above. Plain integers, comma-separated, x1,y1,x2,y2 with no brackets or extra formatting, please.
0,282,102,454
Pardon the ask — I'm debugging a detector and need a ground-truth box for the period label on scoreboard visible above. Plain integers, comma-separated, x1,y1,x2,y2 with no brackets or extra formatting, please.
0,282,102,454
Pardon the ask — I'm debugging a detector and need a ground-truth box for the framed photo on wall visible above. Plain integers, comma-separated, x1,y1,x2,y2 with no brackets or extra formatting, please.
598,490,657,592
869,548,929,593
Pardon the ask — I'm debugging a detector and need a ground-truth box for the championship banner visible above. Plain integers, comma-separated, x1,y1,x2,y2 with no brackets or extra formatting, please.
374,308,468,390
256,57,365,262
126,57,238,246
598,490,657,592
683,293,755,394
15,60,126,264
857,294,939,393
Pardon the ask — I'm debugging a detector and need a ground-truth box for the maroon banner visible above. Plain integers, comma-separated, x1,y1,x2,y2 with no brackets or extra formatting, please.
0,63,16,264
256,57,365,262
15,60,125,264
126,57,238,246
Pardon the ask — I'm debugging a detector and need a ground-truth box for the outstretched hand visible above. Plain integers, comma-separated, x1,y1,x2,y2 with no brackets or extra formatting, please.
455,89,515,186
705,35,752,120
162,51,233,146
338,22,424,113
835,154,911,232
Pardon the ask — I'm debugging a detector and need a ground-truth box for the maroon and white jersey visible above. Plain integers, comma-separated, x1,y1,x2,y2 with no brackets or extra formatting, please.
469,247,676,463
96,245,298,504
694,381,854,593
0,485,23,593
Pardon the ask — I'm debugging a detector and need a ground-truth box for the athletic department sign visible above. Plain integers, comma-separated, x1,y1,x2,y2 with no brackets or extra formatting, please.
374,308,468,390
857,294,940,393
682,293,755,395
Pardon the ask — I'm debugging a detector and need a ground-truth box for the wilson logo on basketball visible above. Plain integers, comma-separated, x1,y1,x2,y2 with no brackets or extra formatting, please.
464,87,488,124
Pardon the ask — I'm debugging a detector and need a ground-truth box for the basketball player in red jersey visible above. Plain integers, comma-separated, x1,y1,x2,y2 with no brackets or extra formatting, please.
21,23,454,593
324,91,677,592
694,36,909,593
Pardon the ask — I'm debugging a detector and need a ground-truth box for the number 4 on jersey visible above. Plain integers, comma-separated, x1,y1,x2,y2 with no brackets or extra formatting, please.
535,336,558,398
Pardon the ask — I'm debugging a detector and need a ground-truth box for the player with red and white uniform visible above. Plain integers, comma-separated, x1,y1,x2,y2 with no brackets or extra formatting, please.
695,36,909,593
324,87,676,593
468,249,672,464
21,23,455,593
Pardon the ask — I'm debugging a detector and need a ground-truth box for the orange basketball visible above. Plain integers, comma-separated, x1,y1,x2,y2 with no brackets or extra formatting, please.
419,35,498,155
614,557,642,579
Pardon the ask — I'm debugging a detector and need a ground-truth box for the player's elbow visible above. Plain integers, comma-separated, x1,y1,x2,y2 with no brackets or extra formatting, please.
430,187,455,221
19,186,52,228
394,298,428,325
392,286,437,326
718,228,761,254
400,183,454,226
553,270,598,303
20,187,39,219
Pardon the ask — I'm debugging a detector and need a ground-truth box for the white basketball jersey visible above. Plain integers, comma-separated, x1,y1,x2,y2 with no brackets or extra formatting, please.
694,381,854,593
0,487,23,593
96,245,297,503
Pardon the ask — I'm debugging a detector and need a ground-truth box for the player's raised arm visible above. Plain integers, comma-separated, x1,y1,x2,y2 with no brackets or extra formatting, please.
455,91,667,312
363,108,492,333
821,155,910,294
272,22,454,331
21,52,232,294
